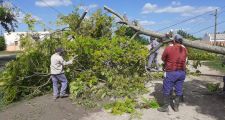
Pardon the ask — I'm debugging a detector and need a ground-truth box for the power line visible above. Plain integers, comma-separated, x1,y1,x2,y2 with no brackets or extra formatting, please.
157,6,225,32
192,20,225,35
38,0,63,14
157,11,214,32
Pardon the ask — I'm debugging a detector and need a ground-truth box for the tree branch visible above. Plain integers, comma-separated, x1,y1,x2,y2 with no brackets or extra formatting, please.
104,5,125,21
130,31,139,40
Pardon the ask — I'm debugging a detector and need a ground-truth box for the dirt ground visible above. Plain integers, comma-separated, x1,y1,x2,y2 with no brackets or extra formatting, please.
0,50,225,120
0,65,224,120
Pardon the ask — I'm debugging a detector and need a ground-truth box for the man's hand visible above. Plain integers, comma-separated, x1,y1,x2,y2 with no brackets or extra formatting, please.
68,59,73,64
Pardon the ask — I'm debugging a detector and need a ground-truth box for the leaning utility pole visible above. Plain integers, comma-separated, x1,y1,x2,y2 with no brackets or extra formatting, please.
213,9,217,45
104,6,225,55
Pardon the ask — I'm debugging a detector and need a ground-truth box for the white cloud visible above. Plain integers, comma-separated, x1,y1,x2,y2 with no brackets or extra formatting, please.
79,4,98,10
171,1,181,6
35,0,72,7
141,3,218,16
142,3,157,14
139,20,156,26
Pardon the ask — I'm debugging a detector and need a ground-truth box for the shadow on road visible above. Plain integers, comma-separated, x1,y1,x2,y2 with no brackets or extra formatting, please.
151,78,225,120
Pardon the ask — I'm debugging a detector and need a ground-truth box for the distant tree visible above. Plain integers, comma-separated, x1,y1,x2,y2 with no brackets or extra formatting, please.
0,1,18,32
177,30,199,40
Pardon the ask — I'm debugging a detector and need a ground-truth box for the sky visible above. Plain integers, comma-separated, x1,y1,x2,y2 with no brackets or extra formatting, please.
2,0,225,38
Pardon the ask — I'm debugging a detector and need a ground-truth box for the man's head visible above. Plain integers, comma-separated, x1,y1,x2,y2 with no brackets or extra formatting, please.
55,47,65,56
174,34,183,44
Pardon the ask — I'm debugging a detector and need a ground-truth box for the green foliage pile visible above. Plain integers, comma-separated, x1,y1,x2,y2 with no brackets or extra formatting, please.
0,34,148,106
68,35,148,106
0,35,56,104
104,97,137,115
0,9,151,108
0,36,6,51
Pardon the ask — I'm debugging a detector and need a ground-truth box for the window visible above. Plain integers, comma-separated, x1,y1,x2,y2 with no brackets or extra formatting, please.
15,41,18,46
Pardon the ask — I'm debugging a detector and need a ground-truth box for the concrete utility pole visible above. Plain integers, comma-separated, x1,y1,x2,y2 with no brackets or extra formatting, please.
104,6,225,55
214,9,217,45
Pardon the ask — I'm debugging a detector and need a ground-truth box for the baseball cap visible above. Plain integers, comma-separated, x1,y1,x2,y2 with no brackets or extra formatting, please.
55,48,65,53
174,34,183,44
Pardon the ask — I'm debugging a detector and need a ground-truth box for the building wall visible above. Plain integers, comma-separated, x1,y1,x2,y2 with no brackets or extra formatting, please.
202,33,225,42
201,41,225,47
3,31,50,51
202,34,210,41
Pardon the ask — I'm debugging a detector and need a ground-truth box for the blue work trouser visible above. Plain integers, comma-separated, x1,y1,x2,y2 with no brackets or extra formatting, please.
51,74,68,96
163,70,186,96
148,52,159,69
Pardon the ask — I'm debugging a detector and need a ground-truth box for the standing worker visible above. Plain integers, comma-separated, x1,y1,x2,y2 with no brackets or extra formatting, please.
50,48,75,100
147,37,160,71
158,34,187,112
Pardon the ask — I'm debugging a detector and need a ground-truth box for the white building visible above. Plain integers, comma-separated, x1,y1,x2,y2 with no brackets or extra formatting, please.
202,33,225,46
3,31,50,51
203,33,225,41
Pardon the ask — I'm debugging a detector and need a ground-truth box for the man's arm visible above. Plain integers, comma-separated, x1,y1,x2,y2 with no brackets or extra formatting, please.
63,60,73,66
161,48,168,71
58,56,73,66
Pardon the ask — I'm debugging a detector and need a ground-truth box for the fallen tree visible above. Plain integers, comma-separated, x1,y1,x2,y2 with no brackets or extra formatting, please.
104,6,225,55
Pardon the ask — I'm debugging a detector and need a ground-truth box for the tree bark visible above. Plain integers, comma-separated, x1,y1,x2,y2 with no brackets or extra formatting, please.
104,6,225,55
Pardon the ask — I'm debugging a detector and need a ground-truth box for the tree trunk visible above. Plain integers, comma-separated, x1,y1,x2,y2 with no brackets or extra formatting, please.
104,6,225,55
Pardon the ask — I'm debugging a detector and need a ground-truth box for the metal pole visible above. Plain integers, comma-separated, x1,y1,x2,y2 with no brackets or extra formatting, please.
214,9,217,45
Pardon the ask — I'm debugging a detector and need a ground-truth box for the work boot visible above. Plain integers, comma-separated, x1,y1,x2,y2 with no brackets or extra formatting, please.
180,94,184,103
53,95,59,100
60,94,69,98
157,96,170,112
172,96,181,112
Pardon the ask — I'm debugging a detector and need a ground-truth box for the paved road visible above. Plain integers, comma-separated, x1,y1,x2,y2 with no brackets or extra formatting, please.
0,54,16,71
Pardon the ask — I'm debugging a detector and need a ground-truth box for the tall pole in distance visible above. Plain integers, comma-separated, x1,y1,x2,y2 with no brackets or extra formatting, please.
214,9,217,45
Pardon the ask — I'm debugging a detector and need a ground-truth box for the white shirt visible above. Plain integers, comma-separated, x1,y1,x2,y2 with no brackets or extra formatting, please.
50,53,73,74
